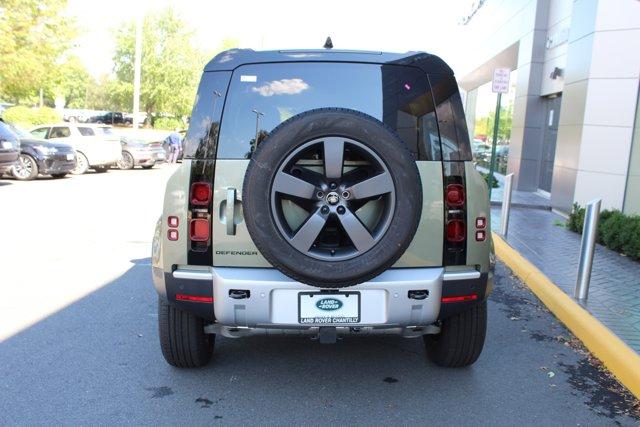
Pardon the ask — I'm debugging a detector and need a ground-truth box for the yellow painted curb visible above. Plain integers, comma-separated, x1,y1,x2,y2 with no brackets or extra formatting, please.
492,232,640,398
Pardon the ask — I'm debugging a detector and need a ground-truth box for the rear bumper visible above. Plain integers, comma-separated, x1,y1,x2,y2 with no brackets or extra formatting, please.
153,266,491,327
129,149,156,166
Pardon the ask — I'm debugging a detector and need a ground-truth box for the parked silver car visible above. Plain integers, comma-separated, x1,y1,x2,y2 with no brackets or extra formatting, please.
117,137,160,170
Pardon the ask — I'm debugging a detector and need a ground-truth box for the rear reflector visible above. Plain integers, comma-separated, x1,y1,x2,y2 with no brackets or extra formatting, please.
167,229,179,241
189,218,210,241
445,184,465,208
475,217,486,229
190,182,212,206
168,216,179,228
475,230,486,241
441,294,478,303
175,294,213,303
446,220,466,242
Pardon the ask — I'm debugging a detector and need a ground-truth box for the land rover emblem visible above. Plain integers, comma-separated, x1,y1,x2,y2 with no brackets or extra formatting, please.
316,298,343,311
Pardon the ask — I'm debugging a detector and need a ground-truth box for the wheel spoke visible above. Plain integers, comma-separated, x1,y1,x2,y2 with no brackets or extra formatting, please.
273,171,316,199
346,172,393,200
289,208,327,252
323,137,344,179
338,209,376,252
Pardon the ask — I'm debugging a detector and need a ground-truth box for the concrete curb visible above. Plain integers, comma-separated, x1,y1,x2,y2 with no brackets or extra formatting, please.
492,232,640,398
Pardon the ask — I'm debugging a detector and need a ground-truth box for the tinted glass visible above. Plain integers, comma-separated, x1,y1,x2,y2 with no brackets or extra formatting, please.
429,74,472,161
50,127,71,138
217,62,440,160
78,127,95,136
183,71,232,159
30,128,49,139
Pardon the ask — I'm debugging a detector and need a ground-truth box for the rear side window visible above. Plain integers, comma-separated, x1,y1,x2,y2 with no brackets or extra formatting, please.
428,74,472,161
182,71,232,159
50,127,71,138
78,127,95,136
216,62,441,160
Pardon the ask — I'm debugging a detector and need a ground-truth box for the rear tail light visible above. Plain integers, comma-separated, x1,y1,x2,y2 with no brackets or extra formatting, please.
176,294,213,303
189,218,210,242
446,219,466,242
441,294,478,303
190,182,211,206
445,184,465,208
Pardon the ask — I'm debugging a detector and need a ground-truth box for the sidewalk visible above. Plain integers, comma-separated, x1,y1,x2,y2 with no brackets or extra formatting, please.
491,200,640,354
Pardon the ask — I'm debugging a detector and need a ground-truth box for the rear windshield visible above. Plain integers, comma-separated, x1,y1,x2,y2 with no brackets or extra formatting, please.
78,127,95,136
216,63,444,160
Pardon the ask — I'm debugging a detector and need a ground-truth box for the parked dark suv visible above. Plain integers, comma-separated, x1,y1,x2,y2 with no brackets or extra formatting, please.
0,119,20,177
152,49,492,368
89,112,132,125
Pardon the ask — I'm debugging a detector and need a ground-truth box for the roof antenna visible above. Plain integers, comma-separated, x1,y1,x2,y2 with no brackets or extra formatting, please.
324,37,333,49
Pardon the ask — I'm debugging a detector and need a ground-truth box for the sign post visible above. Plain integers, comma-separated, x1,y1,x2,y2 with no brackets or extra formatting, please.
488,67,510,198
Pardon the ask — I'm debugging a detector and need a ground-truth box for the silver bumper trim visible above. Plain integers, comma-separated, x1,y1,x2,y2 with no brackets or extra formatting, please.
172,269,213,281
210,267,444,328
443,270,481,281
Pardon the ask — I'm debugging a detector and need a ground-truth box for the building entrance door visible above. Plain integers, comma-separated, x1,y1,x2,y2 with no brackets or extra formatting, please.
539,95,561,193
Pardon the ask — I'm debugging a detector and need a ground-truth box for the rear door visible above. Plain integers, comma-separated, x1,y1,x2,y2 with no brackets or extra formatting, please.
209,62,444,268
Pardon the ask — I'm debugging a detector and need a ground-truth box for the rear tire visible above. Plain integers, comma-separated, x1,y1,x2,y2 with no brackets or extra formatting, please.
424,301,487,367
158,298,214,368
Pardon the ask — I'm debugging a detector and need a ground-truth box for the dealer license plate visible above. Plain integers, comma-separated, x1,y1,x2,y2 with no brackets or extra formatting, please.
298,291,360,324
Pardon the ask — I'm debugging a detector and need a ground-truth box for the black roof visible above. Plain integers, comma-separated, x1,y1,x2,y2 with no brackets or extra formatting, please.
203,49,453,75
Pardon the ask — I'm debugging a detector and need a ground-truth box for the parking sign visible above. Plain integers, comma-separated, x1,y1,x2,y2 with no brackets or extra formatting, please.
492,68,511,93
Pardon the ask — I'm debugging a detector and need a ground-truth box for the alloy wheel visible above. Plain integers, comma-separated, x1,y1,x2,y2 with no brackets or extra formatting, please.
270,137,395,261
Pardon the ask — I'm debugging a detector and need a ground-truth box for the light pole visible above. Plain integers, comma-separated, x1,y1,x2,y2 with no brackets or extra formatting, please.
251,109,264,153
132,10,143,129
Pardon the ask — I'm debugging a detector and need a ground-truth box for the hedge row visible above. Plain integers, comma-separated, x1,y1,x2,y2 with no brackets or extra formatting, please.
567,203,640,261
1,106,61,126
153,117,184,131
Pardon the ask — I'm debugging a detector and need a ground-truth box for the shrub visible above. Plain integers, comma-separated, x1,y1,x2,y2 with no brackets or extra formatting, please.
567,203,585,233
479,172,499,188
154,117,184,130
567,204,640,261
2,106,61,126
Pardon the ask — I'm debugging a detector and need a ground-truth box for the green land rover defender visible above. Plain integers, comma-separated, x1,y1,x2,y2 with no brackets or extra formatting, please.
152,49,493,368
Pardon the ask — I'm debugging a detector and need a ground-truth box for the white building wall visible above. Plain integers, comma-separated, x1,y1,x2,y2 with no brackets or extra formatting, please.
553,0,640,211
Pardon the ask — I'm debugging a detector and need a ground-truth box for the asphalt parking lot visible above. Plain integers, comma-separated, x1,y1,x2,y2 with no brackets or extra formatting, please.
0,165,638,426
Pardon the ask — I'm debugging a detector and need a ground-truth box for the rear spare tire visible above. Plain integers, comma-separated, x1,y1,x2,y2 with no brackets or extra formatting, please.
243,108,422,288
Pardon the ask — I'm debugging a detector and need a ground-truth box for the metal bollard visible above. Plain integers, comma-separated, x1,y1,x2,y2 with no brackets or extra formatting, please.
500,173,514,237
574,199,602,301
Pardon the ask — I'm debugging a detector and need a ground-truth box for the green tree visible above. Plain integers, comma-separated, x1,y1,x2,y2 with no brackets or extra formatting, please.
473,102,513,143
0,0,78,103
112,8,205,118
49,55,92,108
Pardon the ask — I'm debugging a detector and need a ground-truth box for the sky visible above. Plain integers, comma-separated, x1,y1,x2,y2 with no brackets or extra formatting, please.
65,0,510,118
67,0,473,78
